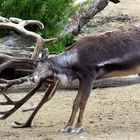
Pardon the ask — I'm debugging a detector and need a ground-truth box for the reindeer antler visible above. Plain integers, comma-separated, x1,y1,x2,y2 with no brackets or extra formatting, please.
0,80,42,119
0,16,57,59
0,17,60,128
0,17,57,92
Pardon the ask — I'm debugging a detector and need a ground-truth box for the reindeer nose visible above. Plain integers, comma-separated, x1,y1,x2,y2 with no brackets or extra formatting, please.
33,74,39,83
28,77,34,83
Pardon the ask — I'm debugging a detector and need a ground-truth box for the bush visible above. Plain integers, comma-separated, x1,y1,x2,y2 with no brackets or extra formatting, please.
46,33,74,53
0,0,75,52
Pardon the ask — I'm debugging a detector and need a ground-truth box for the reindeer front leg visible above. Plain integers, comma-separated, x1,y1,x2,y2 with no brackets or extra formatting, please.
12,78,59,128
75,84,93,133
61,74,95,133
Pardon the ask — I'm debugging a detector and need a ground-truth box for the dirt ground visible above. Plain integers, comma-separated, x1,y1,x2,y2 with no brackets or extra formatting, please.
0,0,140,140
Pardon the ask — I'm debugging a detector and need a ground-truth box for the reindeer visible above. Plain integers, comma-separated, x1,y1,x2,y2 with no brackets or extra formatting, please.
0,17,140,133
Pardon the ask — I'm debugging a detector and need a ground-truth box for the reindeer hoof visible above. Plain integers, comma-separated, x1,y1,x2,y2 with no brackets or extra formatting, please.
61,126,74,133
71,127,85,133
61,126,85,133
11,121,31,128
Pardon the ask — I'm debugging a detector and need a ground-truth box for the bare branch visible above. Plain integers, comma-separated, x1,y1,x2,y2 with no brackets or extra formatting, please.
0,16,57,59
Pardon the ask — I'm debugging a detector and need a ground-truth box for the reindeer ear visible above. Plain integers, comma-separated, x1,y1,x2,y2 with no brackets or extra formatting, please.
39,49,49,60
43,49,49,60
33,61,39,68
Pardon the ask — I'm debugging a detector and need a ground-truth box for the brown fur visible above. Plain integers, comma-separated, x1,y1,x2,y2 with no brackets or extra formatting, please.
47,24,140,132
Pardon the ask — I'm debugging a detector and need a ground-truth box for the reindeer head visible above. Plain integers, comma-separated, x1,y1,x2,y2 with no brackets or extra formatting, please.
32,60,53,83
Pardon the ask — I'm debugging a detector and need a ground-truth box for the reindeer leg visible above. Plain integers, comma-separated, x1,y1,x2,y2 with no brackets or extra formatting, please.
12,79,59,128
61,79,83,133
74,84,93,133
74,76,95,133
61,75,94,133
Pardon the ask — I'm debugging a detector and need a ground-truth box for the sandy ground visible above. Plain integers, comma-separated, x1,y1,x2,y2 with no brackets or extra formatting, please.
1,85,140,140
81,0,140,35
0,0,140,140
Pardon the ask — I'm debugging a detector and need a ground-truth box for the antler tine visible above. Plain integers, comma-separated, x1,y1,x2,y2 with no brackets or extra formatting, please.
0,16,10,22
9,17,22,24
9,17,44,30
0,93,15,120
0,107,18,120
25,20,44,29
44,38,58,44
0,75,34,92
0,81,42,120
0,93,14,105
0,78,8,84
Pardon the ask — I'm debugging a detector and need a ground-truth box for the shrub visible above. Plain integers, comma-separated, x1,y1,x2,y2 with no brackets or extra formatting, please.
0,0,75,52
46,33,74,53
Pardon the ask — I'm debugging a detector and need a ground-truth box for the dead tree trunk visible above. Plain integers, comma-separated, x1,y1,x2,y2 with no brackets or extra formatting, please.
61,0,120,36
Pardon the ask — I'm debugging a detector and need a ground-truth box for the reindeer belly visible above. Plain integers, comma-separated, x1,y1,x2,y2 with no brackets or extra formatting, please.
97,63,140,79
55,74,67,85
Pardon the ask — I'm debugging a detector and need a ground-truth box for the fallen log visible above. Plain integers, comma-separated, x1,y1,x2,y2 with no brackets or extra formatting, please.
1,75,140,93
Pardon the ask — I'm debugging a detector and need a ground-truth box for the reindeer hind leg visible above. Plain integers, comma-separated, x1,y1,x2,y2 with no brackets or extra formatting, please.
61,75,94,133
74,85,93,133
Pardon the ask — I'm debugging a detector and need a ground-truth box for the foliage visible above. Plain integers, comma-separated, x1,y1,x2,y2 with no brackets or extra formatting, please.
0,0,76,52
45,33,75,53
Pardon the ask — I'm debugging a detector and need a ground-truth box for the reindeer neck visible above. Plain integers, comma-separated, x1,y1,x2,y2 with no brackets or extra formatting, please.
48,49,78,72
